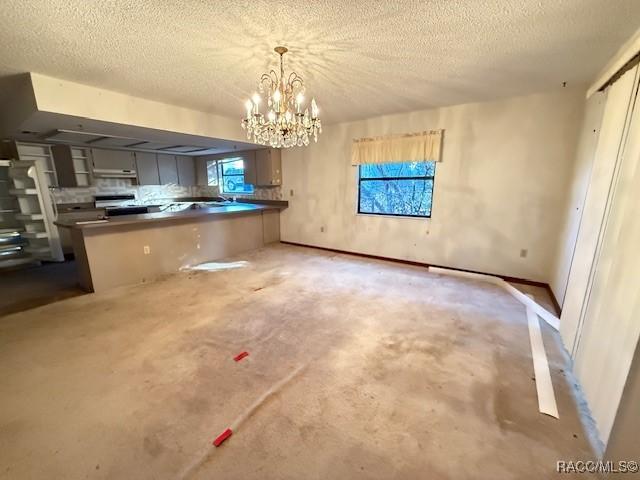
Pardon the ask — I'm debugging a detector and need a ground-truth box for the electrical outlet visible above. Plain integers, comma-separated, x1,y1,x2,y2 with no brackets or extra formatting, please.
144,245,151,255
320,226,325,233
290,189,294,197
520,249,528,258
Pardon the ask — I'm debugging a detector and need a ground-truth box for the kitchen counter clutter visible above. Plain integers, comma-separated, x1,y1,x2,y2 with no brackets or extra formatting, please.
56,201,285,292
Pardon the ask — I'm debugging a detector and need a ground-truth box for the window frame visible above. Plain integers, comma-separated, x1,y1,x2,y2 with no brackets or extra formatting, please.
205,160,218,186
217,157,255,195
356,162,436,219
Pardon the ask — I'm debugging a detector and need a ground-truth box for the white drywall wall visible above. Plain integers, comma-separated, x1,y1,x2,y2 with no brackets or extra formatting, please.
280,90,584,282
549,93,606,305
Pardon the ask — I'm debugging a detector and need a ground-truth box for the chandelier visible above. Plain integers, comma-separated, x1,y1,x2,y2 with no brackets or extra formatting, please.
241,46,321,148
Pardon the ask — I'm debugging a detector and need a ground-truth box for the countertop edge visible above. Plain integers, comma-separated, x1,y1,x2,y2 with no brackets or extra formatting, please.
55,203,284,231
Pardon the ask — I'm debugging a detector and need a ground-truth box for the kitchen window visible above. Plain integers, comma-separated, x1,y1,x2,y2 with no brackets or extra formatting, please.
358,161,435,218
206,160,218,186
217,158,254,194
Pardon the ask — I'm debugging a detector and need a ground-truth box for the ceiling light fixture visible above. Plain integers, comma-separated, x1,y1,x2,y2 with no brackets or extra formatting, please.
241,46,321,148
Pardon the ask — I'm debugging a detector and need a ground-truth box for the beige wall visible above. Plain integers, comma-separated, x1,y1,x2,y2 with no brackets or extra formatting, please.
29,73,246,143
280,90,584,282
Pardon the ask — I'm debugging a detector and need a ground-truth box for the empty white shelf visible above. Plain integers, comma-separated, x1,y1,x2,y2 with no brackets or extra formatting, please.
9,188,38,196
24,245,52,254
0,228,23,235
15,213,44,221
21,232,49,239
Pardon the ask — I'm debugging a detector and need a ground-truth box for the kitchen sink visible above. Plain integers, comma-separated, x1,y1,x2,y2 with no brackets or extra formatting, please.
159,201,233,212
188,202,228,209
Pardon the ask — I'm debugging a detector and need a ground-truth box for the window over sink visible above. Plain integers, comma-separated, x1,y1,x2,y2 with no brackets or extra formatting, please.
208,158,254,195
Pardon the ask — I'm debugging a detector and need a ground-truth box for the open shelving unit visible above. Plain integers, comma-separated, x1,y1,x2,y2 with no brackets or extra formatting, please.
16,144,58,188
0,159,38,269
50,144,93,187
71,147,92,186
5,146,63,262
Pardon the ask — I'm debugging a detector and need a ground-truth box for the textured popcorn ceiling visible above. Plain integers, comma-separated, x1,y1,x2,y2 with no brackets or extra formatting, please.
1,0,639,124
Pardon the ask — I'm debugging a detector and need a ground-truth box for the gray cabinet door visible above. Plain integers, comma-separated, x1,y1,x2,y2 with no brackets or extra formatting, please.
255,148,282,186
91,149,135,171
51,144,76,187
135,152,160,185
242,151,257,186
52,145,94,187
157,154,179,185
176,156,196,186
195,157,210,186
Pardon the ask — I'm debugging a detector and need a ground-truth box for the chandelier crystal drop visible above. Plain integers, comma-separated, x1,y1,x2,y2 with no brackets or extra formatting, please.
241,46,322,148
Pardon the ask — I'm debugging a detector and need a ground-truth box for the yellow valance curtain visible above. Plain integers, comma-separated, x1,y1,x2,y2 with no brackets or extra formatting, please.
351,130,443,165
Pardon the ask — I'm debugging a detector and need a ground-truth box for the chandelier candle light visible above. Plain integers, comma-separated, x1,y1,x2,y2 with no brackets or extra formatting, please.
241,46,321,148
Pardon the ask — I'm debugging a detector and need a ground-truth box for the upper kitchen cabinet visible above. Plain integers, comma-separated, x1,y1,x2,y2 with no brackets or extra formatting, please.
91,149,136,178
194,156,210,186
135,152,160,185
241,151,257,186
51,145,93,187
254,148,282,187
176,156,196,186
157,154,179,185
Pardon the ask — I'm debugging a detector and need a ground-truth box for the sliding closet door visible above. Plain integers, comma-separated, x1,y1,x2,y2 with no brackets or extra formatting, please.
572,80,640,444
560,64,640,354
552,92,605,304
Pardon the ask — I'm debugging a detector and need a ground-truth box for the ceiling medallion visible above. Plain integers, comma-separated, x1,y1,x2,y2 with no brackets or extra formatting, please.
241,46,321,148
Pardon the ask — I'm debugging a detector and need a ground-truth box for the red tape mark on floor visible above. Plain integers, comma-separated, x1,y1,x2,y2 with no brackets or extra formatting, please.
233,351,249,362
213,428,233,447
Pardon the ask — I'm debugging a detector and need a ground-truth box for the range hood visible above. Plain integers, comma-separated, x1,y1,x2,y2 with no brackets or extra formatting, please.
92,168,137,179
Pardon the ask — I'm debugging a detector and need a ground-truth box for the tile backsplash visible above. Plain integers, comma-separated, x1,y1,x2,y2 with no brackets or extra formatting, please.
238,187,284,201
52,178,282,204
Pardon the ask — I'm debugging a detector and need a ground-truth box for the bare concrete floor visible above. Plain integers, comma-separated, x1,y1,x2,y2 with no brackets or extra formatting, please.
0,244,595,479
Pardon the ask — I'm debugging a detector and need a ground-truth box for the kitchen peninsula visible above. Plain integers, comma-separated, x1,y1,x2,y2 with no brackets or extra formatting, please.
55,202,284,292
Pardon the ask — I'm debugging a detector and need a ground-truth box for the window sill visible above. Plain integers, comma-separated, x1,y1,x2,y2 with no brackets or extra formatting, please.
356,212,431,220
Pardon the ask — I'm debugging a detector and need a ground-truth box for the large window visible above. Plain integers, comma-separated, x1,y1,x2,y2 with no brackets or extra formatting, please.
218,158,254,195
358,161,435,217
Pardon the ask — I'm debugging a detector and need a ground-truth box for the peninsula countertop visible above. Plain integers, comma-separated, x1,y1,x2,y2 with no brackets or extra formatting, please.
54,202,285,231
